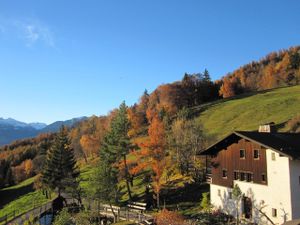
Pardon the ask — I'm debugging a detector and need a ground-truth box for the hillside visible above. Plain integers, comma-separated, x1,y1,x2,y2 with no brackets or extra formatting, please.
0,124,38,146
1,86,300,224
196,85,300,141
218,46,300,98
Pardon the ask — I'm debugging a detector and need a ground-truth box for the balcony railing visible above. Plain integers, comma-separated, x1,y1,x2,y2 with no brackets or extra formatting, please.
206,173,212,184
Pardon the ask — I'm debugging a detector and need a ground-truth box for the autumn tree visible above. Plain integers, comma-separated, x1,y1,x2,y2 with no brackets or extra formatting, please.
261,63,277,89
170,118,204,175
219,46,300,97
24,159,33,176
41,126,80,197
219,77,239,98
139,112,167,208
80,134,99,159
128,90,150,137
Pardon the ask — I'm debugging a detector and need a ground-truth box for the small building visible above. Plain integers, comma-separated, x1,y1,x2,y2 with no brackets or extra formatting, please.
200,124,300,224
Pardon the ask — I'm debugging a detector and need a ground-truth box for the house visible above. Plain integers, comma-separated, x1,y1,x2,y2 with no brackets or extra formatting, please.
200,123,300,225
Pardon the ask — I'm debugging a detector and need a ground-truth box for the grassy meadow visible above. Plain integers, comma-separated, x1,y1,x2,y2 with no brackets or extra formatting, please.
197,85,300,141
0,176,51,223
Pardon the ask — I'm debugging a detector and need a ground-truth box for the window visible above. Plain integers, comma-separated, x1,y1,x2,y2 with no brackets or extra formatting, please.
240,149,246,159
272,208,277,217
254,149,260,159
246,173,253,182
228,191,232,199
240,172,245,181
271,152,276,161
262,173,266,183
234,171,239,180
222,169,228,178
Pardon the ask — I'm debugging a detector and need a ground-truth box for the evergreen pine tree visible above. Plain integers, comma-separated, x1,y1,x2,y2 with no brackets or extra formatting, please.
203,69,211,82
41,126,79,197
99,101,135,201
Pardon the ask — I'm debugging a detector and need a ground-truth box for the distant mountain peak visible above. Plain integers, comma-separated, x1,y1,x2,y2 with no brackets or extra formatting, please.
0,116,88,146
28,122,47,130
0,118,28,128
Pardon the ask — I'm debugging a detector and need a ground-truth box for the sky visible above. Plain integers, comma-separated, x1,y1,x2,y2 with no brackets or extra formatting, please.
0,0,300,124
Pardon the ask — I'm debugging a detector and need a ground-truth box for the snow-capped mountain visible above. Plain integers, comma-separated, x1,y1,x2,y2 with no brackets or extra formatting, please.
0,117,87,146
0,118,29,128
28,122,48,130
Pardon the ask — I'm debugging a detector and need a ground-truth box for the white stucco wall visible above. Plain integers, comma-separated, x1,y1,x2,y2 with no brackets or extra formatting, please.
289,159,300,219
210,149,298,225
210,184,237,216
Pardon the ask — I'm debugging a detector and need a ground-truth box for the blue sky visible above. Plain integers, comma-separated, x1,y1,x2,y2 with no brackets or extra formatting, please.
0,1,299,124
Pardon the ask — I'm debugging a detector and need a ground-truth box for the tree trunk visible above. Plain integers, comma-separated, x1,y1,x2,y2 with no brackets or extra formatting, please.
123,155,132,201
254,205,275,225
157,192,160,209
236,201,239,225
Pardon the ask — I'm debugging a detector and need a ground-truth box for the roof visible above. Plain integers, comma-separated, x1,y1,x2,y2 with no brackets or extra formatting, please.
199,131,300,159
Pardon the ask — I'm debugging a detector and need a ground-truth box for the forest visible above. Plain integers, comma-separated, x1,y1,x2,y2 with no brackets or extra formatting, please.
1,46,300,190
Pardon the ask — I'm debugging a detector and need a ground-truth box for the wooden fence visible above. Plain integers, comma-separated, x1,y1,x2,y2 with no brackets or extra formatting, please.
1,198,153,225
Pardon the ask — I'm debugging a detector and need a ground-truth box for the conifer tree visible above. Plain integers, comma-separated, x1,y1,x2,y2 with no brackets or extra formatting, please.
41,126,79,197
100,101,135,201
203,69,211,82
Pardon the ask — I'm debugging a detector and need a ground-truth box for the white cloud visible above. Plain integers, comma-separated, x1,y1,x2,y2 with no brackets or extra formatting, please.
22,22,55,47
0,17,55,48
25,25,39,43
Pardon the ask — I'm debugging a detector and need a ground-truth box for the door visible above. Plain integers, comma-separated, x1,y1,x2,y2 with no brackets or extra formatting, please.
243,196,252,219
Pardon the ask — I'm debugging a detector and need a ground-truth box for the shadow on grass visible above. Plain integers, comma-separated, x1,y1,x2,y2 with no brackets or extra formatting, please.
161,182,209,210
0,182,34,210
191,85,298,117
164,182,209,204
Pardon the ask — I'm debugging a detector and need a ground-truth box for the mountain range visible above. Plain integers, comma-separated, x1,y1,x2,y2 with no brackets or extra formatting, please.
0,117,87,146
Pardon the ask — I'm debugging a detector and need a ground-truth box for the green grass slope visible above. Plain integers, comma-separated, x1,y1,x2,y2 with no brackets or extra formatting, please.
197,85,300,141
0,176,52,223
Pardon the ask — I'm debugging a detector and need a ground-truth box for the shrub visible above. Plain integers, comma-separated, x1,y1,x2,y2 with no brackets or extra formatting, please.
53,208,74,225
286,114,300,133
155,209,187,225
200,192,212,212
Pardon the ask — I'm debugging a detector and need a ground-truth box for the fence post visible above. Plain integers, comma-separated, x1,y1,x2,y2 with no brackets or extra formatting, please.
44,207,47,225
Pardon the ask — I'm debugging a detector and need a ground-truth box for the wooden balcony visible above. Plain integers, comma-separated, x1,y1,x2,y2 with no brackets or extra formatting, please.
206,173,212,184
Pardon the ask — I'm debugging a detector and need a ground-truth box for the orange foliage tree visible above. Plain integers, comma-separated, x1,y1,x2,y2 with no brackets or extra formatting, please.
137,112,167,208
80,134,99,159
24,159,33,176
219,77,241,98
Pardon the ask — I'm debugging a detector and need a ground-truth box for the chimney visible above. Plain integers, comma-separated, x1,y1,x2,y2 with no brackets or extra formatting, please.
259,122,276,133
